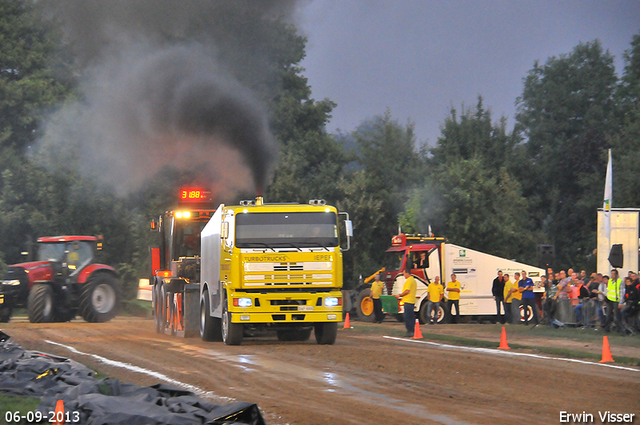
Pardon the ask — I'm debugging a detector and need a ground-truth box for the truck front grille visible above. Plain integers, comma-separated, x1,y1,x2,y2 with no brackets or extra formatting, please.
245,261,332,272
274,263,304,271
243,261,334,287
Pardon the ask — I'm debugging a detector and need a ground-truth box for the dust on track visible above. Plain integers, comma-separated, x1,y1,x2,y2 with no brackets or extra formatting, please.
3,317,638,425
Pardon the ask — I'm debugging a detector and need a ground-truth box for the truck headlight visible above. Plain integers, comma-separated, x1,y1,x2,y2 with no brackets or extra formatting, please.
2,280,20,286
234,297,252,308
324,297,341,307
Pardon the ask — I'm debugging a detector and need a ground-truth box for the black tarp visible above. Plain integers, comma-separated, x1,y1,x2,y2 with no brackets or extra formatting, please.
0,331,266,425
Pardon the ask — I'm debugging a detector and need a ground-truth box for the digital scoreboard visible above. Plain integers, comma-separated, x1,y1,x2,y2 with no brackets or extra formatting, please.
179,188,212,202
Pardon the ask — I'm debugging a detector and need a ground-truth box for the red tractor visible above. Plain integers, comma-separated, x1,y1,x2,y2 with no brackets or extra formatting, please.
0,236,121,323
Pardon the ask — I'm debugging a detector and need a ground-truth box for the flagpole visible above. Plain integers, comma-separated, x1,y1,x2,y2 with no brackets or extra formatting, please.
603,149,612,265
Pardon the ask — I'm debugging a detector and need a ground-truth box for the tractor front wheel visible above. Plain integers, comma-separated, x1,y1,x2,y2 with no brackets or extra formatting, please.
355,288,375,322
80,273,121,323
0,306,12,323
28,284,55,323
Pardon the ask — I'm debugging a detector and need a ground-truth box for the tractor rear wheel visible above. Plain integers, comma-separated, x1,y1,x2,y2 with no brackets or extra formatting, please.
80,273,121,323
28,284,55,323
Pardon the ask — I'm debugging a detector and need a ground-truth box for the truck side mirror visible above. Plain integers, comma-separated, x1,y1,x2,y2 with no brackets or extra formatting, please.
221,221,229,239
339,213,353,252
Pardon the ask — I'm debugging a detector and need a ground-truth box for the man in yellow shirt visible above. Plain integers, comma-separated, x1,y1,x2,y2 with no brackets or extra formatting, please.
395,269,417,337
370,273,385,323
426,276,444,325
446,274,461,324
507,272,523,323
503,273,514,323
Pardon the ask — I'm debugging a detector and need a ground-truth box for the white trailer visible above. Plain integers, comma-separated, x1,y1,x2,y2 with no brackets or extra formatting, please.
596,209,639,274
391,243,545,322
357,235,545,323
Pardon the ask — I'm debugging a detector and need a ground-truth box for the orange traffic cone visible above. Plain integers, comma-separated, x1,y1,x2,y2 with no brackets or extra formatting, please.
343,312,352,329
498,326,510,349
599,336,614,363
52,400,65,425
412,319,423,339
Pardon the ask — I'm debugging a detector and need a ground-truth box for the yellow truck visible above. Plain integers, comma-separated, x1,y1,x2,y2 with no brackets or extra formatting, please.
148,190,352,346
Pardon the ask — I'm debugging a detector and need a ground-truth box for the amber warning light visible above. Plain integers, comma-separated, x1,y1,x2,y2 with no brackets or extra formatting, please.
179,188,211,202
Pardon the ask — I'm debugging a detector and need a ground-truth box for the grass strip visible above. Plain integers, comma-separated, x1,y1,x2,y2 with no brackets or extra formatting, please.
120,299,152,318
0,394,45,424
417,331,640,366
354,324,640,366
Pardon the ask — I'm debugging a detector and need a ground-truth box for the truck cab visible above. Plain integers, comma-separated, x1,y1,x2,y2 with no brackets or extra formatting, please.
199,198,351,345
381,235,448,323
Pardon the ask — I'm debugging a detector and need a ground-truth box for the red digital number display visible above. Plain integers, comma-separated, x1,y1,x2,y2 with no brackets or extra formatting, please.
179,188,210,201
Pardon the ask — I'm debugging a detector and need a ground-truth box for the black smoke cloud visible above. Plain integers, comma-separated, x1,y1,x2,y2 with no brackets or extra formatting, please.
36,0,299,196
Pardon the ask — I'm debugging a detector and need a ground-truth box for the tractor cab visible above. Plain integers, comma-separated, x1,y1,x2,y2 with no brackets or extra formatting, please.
36,236,100,282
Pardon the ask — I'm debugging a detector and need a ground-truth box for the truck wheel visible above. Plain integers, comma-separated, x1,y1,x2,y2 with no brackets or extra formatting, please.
222,300,243,345
166,292,176,335
418,302,429,325
200,289,222,341
155,284,165,334
518,304,534,323
0,306,12,323
277,328,312,341
314,322,337,345
28,284,55,323
436,304,450,324
355,289,375,322
80,273,121,323
419,303,450,324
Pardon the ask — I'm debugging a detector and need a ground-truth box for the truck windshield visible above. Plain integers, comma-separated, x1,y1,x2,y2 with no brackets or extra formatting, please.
37,243,66,262
173,220,207,258
384,251,405,271
235,212,339,248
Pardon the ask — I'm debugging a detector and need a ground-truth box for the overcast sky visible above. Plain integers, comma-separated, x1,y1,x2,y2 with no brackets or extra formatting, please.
297,1,640,145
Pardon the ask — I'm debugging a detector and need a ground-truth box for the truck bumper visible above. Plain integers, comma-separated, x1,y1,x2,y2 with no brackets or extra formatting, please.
227,290,343,324
229,311,342,324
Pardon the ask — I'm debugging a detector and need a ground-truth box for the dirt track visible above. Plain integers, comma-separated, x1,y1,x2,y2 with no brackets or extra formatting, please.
3,317,639,425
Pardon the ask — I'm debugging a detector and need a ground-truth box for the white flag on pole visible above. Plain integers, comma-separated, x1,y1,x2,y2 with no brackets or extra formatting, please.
603,149,612,244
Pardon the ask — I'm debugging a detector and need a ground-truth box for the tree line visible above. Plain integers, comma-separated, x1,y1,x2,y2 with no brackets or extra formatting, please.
1,0,639,295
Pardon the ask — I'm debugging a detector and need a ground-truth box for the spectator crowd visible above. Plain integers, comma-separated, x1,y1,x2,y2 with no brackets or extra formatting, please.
492,267,640,335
